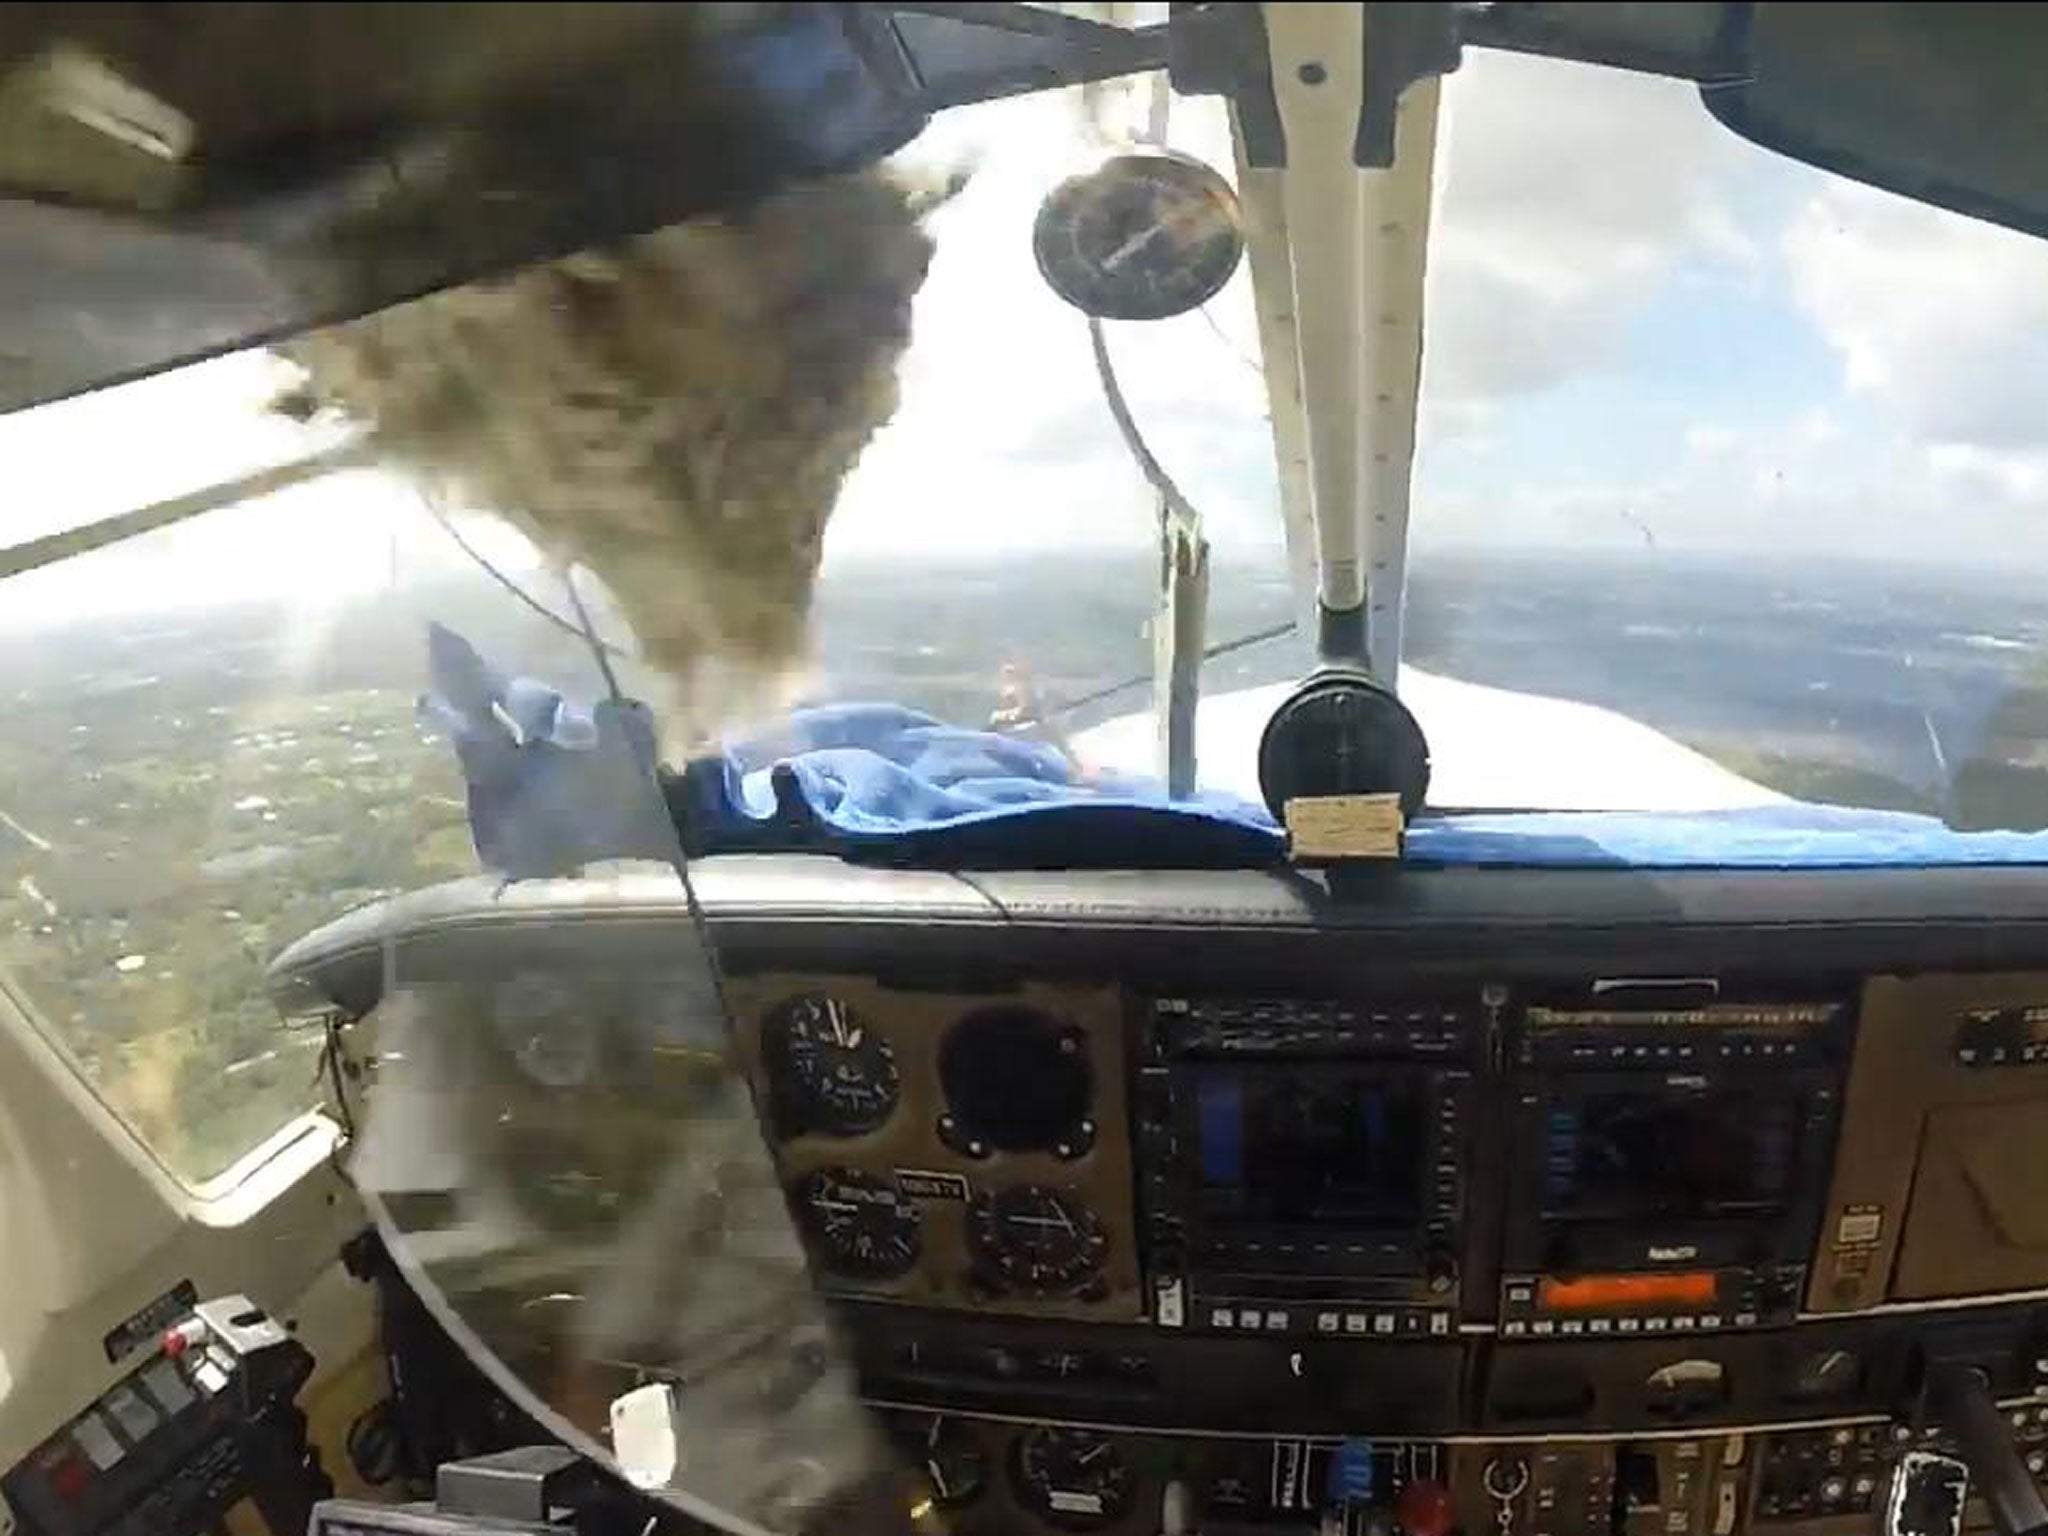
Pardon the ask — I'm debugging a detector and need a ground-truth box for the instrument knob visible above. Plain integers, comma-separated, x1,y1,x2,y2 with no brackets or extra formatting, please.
1397,1477,1455,1536
1754,1270,1799,1317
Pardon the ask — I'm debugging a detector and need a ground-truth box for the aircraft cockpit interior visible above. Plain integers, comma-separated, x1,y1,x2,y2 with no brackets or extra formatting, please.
15,8,2048,1536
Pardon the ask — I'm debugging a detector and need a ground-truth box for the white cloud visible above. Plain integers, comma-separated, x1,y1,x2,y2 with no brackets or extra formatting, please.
1422,51,1759,408
1927,442,2048,501
1793,407,1839,446
1785,178,2048,454
1406,48,2048,567
835,50,1822,569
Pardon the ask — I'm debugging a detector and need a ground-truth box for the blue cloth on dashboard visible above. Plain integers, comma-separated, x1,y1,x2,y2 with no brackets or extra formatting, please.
417,627,2048,873
707,710,2048,868
679,701,1285,867
715,702,1270,828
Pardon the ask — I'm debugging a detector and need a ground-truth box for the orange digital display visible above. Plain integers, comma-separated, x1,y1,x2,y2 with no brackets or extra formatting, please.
1537,1272,1718,1311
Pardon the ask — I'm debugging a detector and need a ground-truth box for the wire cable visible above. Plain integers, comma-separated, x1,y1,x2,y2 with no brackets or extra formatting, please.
1088,315,1202,543
561,564,630,704
1073,315,1309,738
1039,617,1296,724
556,564,735,1041
1197,302,1266,377
418,489,632,658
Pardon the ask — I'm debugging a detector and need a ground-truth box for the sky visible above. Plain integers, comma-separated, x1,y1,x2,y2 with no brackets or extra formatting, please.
7,44,2048,632
1411,51,2048,564
825,45,2048,569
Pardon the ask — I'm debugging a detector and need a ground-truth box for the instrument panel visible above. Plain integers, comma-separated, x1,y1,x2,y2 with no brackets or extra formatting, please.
730,975,1880,1347
723,963,2048,1536
723,975,1143,1320
266,857,2048,1536
720,958,2048,1533
872,1409,2048,1536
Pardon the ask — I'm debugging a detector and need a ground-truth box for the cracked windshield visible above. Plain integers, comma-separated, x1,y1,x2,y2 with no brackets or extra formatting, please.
10,48,2048,1180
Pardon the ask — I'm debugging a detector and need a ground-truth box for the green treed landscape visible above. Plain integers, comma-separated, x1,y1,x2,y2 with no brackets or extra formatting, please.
8,539,2048,1178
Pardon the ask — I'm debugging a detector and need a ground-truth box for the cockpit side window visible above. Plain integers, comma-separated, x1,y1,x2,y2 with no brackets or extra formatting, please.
0,354,595,1182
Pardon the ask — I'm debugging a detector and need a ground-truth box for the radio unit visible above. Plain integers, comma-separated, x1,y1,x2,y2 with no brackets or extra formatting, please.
1499,995,1847,1338
1136,996,1475,1339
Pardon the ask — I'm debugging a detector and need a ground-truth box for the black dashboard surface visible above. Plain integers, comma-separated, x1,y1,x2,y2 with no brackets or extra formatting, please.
270,855,2048,1017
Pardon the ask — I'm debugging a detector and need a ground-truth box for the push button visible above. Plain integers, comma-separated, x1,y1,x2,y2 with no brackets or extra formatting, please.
69,1414,122,1472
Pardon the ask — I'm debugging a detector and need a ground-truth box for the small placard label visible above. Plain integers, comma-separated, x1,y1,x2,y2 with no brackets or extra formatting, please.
1837,1206,1883,1246
895,1169,969,1202
1284,793,1404,860
102,1278,197,1364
